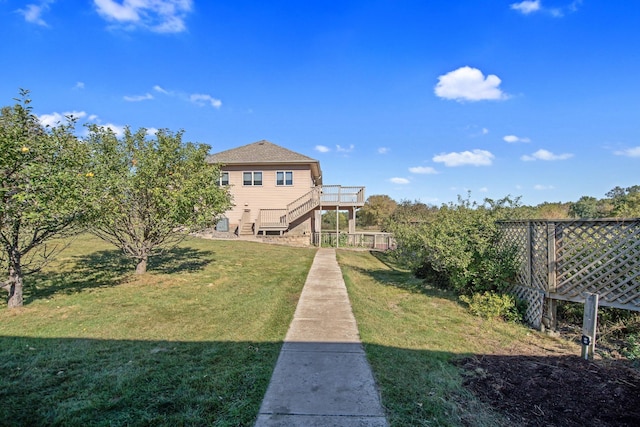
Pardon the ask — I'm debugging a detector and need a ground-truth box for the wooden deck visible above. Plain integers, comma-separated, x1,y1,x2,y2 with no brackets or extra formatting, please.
255,185,365,235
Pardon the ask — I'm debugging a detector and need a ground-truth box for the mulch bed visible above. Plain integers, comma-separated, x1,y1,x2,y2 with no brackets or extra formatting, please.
456,354,640,426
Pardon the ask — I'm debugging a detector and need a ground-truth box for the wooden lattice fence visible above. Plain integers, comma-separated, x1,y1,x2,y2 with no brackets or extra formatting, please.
498,219,640,329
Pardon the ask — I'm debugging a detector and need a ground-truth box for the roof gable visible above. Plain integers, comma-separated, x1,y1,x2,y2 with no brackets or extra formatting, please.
207,140,318,164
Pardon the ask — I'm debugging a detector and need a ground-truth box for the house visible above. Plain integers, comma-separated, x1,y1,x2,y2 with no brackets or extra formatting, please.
206,140,365,239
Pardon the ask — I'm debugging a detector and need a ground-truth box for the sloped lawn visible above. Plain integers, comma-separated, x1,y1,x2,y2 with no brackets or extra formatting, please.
338,249,640,427
0,235,316,426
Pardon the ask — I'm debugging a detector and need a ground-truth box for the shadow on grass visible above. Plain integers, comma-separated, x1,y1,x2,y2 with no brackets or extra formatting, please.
346,250,459,302
4,336,634,426
26,246,215,304
0,336,479,426
0,336,280,426
148,246,215,274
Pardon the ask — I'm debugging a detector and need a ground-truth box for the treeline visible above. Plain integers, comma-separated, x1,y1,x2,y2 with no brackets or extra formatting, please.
358,186,640,230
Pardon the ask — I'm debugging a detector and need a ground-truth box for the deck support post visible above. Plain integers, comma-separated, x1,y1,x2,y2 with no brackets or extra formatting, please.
347,207,356,234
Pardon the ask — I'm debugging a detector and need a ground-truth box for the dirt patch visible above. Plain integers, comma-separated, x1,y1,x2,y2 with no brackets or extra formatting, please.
456,343,640,426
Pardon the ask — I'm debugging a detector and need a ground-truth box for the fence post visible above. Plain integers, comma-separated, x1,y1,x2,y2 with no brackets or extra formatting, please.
582,293,599,360
526,221,532,288
543,222,558,331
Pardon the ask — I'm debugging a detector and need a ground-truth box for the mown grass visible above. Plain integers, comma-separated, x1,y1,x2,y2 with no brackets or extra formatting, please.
1,237,575,426
337,249,573,427
0,234,316,426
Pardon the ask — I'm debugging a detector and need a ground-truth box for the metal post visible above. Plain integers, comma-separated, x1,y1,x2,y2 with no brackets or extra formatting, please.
581,293,599,360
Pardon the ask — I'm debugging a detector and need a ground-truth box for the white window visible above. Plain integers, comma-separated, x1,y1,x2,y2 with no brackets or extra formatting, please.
276,171,293,186
243,171,262,186
219,171,229,186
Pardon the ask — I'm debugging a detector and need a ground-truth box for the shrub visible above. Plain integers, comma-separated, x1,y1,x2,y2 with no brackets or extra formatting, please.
460,292,524,323
622,334,640,361
387,195,522,295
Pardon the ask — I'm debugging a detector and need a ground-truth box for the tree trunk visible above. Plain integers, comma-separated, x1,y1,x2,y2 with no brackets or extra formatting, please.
7,267,24,308
135,257,148,274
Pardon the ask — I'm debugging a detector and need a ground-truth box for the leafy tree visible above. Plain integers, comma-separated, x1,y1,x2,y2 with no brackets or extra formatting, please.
358,194,397,228
85,125,232,274
0,91,91,308
383,200,436,229
533,201,571,219
321,211,348,231
569,196,599,218
608,186,640,218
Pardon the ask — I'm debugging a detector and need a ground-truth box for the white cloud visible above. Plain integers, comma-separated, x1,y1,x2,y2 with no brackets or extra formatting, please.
534,184,555,190
124,93,154,102
146,127,159,136
102,123,125,138
390,177,410,185
189,94,222,108
153,85,222,109
614,146,640,158
336,144,355,153
315,145,330,153
434,66,509,102
153,85,169,94
18,1,54,26
38,110,87,127
510,0,541,14
93,0,193,33
409,166,438,174
433,149,494,167
479,187,489,193
521,149,573,161
377,147,390,154
467,125,490,138
74,81,85,90
511,0,581,17
503,134,531,143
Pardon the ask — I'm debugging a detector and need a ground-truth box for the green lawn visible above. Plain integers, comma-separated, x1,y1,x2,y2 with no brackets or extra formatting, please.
337,249,573,426
1,236,573,426
0,235,316,426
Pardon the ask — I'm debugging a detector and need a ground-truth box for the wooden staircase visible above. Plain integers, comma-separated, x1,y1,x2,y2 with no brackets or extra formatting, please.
238,209,254,236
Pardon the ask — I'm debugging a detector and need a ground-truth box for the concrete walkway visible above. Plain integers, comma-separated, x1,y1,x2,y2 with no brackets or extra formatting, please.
255,248,388,427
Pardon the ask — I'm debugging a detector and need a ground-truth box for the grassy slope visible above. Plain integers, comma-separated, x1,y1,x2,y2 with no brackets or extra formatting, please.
1,236,575,426
337,249,574,427
0,235,316,426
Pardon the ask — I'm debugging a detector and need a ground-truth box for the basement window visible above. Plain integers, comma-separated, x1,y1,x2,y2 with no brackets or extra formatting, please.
276,171,293,186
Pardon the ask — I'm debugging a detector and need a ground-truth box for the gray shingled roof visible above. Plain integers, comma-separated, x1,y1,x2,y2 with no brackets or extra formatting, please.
206,140,319,164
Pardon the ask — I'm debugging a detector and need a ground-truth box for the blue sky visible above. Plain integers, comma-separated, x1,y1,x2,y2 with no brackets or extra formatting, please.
1,0,638,206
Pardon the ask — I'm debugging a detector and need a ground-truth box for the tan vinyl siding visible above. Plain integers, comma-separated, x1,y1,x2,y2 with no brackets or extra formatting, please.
221,164,315,226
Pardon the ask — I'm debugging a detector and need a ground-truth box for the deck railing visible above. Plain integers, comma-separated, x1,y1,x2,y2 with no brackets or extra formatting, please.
313,232,395,250
319,185,366,206
256,209,287,229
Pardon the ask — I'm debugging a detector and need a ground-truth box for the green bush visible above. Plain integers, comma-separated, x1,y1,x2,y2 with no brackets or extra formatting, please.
387,195,522,295
460,292,524,323
622,334,640,360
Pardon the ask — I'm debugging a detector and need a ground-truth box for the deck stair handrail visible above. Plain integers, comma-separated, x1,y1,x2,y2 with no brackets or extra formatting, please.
287,186,322,223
